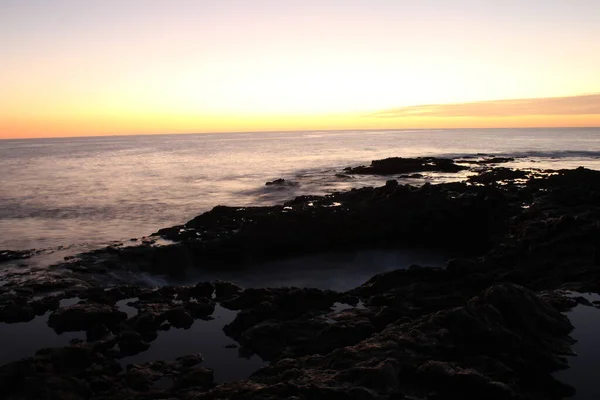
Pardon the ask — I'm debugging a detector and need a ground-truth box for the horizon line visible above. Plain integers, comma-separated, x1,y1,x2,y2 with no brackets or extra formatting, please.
2,125,600,141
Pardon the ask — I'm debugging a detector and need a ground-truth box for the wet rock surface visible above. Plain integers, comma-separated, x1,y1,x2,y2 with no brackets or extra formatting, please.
0,249,35,263
1,161,600,399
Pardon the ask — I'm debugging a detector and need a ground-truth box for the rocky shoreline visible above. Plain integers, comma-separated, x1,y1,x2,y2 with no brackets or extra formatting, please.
1,157,600,399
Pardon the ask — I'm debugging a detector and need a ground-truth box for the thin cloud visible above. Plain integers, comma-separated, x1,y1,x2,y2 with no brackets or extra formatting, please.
372,94,600,118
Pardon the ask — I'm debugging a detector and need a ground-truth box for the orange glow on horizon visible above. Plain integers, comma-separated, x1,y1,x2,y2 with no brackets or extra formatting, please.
2,1,600,139
2,108,599,139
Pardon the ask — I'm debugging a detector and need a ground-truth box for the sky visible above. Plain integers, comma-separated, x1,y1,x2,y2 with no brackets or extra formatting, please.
1,0,600,138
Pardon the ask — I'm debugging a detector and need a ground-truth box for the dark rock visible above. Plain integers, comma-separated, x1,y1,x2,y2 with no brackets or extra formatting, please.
214,281,243,299
398,173,424,178
458,157,515,165
124,364,160,390
48,303,127,333
173,366,214,390
445,257,481,274
485,157,515,164
209,284,573,399
36,346,96,373
385,179,398,188
86,324,110,342
265,178,298,187
335,173,354,180
345,157,468,175
176,353,204,368
163,307,194,329
159,322,171,331
223,289,372,361
128,312,161,335
0,303,35,323
118,331,150,355
185,299,215,319
190,281,215,299
468,167,527,184
0,249,34,263
29,296,61,316
574,296,593,306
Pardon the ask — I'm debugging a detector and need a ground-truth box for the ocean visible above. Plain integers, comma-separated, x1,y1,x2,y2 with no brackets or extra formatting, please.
1,127,600,252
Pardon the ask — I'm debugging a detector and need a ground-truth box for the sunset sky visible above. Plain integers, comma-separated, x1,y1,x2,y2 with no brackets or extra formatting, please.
1,0,600,138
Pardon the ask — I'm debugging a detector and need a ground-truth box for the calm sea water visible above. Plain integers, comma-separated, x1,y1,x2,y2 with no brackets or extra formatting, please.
1,128,600,251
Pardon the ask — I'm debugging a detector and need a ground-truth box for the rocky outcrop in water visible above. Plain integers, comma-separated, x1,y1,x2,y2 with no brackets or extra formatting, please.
344,156,468,175
265,178,299,187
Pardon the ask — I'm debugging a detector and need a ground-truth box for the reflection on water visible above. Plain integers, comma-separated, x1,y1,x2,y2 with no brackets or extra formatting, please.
116,297,139,319
59,297,81,307
0,304,265,382
120,305,266,382
180,248,449,292
0,313,85,366
555,292,600,400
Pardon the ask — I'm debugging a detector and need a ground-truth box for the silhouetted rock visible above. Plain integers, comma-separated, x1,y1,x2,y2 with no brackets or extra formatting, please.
468,167,528,184
265,178,298,187
0,249,34,263
173,366,214,390
345,157,468,175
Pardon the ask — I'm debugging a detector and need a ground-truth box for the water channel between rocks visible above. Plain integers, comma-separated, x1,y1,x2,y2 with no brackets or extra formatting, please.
555,292,600,400
1,248,446,383
119,304,266,382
